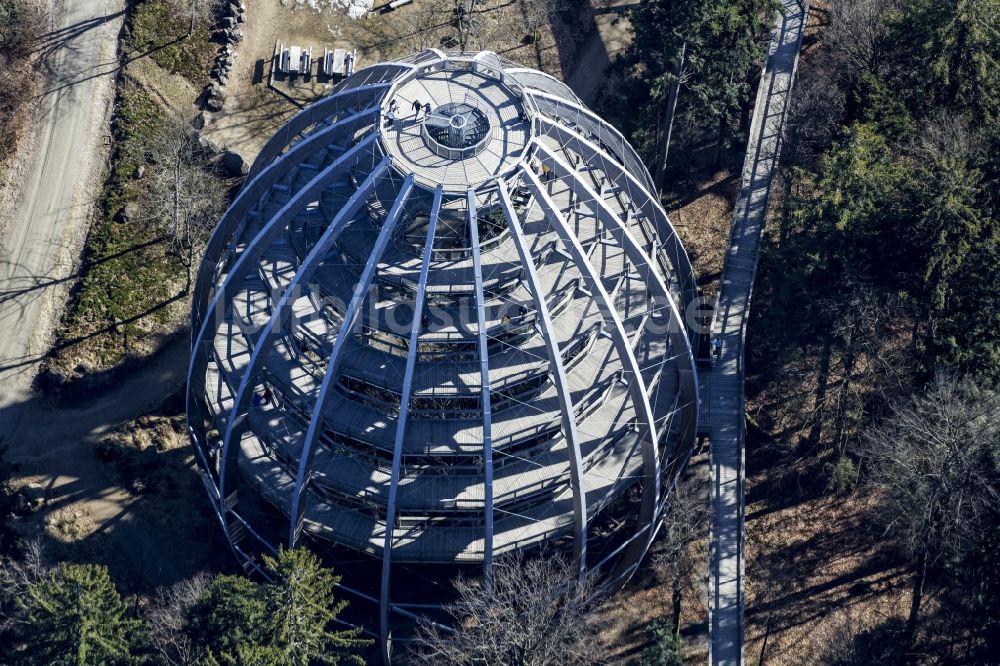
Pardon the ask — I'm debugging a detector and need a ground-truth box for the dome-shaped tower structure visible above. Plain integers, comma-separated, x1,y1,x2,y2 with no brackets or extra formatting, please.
187,50,700,659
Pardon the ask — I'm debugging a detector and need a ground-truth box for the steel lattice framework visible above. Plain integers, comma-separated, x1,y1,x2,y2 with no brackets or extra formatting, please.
187,49,700,660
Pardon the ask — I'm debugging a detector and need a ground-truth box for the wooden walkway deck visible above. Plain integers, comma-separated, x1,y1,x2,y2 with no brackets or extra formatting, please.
707,2,808,664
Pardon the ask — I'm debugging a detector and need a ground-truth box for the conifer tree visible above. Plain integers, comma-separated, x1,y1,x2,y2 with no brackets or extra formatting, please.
16,563,145,666
261,547,367,666
186,548,367,665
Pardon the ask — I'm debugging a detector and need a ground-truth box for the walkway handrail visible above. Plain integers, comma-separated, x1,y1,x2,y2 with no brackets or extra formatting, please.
708,1,808,664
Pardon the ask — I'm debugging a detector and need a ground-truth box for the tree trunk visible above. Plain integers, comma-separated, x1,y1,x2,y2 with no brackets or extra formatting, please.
805,335,833,452
671,577,682,636
779,168,794,244
832,327,858,457
173,152,181,253
654,43,686,196
185,243,194,295
758,616,772,665
906,550,928,645
714,113,726,167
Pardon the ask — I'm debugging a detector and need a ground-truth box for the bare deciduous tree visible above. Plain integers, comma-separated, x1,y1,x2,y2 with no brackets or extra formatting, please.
518,0,552,67
818,610,907,666
452,0,480,52
651,475,708,635
0,538,47,637
824,0,899,81
860,375,1000,644
0,0,51,163
787,0,899,163
142,115,228,292
410,554,608,665
146,572,212,666
785,59,845,164
911,110,983,165
821,285,913,462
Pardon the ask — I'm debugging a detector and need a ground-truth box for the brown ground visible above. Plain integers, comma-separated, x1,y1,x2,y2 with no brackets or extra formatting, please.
743,479,911,665
737,4,922,660
129,56,200,119
667,168,740,300
203,0,589,161
9,338,228,593
740,228,917,663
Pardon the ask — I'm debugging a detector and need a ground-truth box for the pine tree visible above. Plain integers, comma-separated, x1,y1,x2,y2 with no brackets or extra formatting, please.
625,0,778,168
186,550,368,665
640,616,683,666
887,0,1000,124
187,574,269,663
261,547,367,666
16,563,145,666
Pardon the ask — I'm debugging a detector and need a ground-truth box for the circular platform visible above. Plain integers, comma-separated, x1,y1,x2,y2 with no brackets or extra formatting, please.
380,67,532,191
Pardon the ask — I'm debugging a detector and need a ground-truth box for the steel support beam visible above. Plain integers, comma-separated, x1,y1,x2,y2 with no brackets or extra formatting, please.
246,82,391,180
216,157,391,515
497,179,589,576
466,189,495,584
520,163,660,534
532,141,699,451
192,109,380,335
188,133,380,435
378,184,442,664
289,174,416,546
532,141,700,576
526,90,656,195
534,116,699,322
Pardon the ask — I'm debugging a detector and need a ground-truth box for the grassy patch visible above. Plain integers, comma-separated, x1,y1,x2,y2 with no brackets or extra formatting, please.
53,81,183,370
40,79,202,392
127,0,216,86
106,80,165,209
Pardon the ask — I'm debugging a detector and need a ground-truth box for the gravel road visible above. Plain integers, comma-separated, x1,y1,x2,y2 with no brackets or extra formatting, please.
0,0,124,424
0,0,199,588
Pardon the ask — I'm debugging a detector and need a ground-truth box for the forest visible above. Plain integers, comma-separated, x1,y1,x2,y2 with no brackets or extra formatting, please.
755,0,1000,659
2,0,1000,663
608,0,1000,661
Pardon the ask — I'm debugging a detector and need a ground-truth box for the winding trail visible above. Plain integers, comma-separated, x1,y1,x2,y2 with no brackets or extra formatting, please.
707,1,808,664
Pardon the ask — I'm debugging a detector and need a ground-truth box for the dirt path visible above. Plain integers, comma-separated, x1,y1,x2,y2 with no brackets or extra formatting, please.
0,0,124,412
0,0,221,588
3,336,196,586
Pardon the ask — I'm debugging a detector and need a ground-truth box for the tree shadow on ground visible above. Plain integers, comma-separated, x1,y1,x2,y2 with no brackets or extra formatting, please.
4,368,232,595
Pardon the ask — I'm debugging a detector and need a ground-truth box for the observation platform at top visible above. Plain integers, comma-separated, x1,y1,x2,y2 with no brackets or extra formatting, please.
378,65,533,192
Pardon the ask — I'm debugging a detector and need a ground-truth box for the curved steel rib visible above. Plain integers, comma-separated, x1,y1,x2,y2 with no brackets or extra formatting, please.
378,184,441,663
289,173,416,546
467,189,495,584
519,163,661,561
216,156,392,520
497,178,589,576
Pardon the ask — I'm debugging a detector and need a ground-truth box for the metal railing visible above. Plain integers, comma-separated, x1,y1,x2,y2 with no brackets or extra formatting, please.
707,1,809,664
